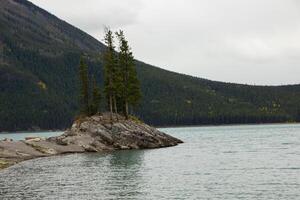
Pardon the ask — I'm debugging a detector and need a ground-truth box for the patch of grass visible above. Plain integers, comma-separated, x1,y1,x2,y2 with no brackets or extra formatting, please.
129,115,143,124
0,159,11,170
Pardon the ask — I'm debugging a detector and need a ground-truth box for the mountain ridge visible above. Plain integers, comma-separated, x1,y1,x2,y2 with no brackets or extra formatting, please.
0,0,300,132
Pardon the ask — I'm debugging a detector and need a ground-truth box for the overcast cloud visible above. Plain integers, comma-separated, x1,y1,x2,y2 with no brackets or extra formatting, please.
29,0,300,85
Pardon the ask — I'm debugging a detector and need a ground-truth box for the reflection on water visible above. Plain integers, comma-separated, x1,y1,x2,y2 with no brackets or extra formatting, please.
104,150,145,199
1,124,300,199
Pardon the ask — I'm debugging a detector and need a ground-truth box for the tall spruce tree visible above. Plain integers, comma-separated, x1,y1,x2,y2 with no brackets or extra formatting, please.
103,28,119,118
79,57,89,116
116,30,142,119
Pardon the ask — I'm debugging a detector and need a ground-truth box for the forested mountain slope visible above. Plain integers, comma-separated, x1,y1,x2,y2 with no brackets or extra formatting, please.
0,0,300,131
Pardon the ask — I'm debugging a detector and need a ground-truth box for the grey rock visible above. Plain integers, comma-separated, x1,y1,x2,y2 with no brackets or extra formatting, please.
0,113,183,170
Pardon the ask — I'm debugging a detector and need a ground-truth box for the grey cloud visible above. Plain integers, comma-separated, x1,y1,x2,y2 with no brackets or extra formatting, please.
29,0,300,85
30,0,143,31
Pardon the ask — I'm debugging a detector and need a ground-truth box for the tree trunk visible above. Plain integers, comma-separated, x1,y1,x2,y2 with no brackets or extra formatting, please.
113,95,118,120
125,101,129,120
109,95,113,121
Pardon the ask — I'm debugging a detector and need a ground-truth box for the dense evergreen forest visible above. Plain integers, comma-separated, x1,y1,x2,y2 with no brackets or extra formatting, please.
0,0,300,132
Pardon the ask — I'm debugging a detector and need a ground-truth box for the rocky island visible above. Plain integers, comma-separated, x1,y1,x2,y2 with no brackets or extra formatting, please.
0,114,183,170
0,27,184,170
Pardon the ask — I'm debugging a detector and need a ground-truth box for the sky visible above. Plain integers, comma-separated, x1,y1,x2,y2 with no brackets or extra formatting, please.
29,0,300,85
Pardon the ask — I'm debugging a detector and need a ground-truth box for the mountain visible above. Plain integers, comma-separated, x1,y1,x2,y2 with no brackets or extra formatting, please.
0,0,300,132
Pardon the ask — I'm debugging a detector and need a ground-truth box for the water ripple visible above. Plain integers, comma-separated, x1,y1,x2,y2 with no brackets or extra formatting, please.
1,124,300,199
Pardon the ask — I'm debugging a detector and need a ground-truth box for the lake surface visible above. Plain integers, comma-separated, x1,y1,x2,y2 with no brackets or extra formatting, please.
1,124,300,199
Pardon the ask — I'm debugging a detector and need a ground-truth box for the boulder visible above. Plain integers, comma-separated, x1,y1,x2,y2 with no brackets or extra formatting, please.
2,138,13,142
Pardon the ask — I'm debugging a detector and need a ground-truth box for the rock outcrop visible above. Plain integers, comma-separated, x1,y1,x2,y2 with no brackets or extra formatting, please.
0,114,183,170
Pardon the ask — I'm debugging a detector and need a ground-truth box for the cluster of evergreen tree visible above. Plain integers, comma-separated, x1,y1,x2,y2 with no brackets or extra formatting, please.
79,57,101,116
79,29,141,119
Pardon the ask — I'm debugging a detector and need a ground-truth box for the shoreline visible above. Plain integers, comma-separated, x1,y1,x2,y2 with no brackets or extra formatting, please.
0,151,109,171
157,121,300,129
1,122,300,134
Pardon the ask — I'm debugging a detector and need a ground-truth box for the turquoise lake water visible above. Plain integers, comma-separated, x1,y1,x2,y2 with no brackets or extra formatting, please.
0,124,300,199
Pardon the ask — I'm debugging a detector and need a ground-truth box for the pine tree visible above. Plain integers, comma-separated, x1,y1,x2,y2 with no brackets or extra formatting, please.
116,30,142,119
103,28,119,118
90,76,101,115
79,57,89,116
